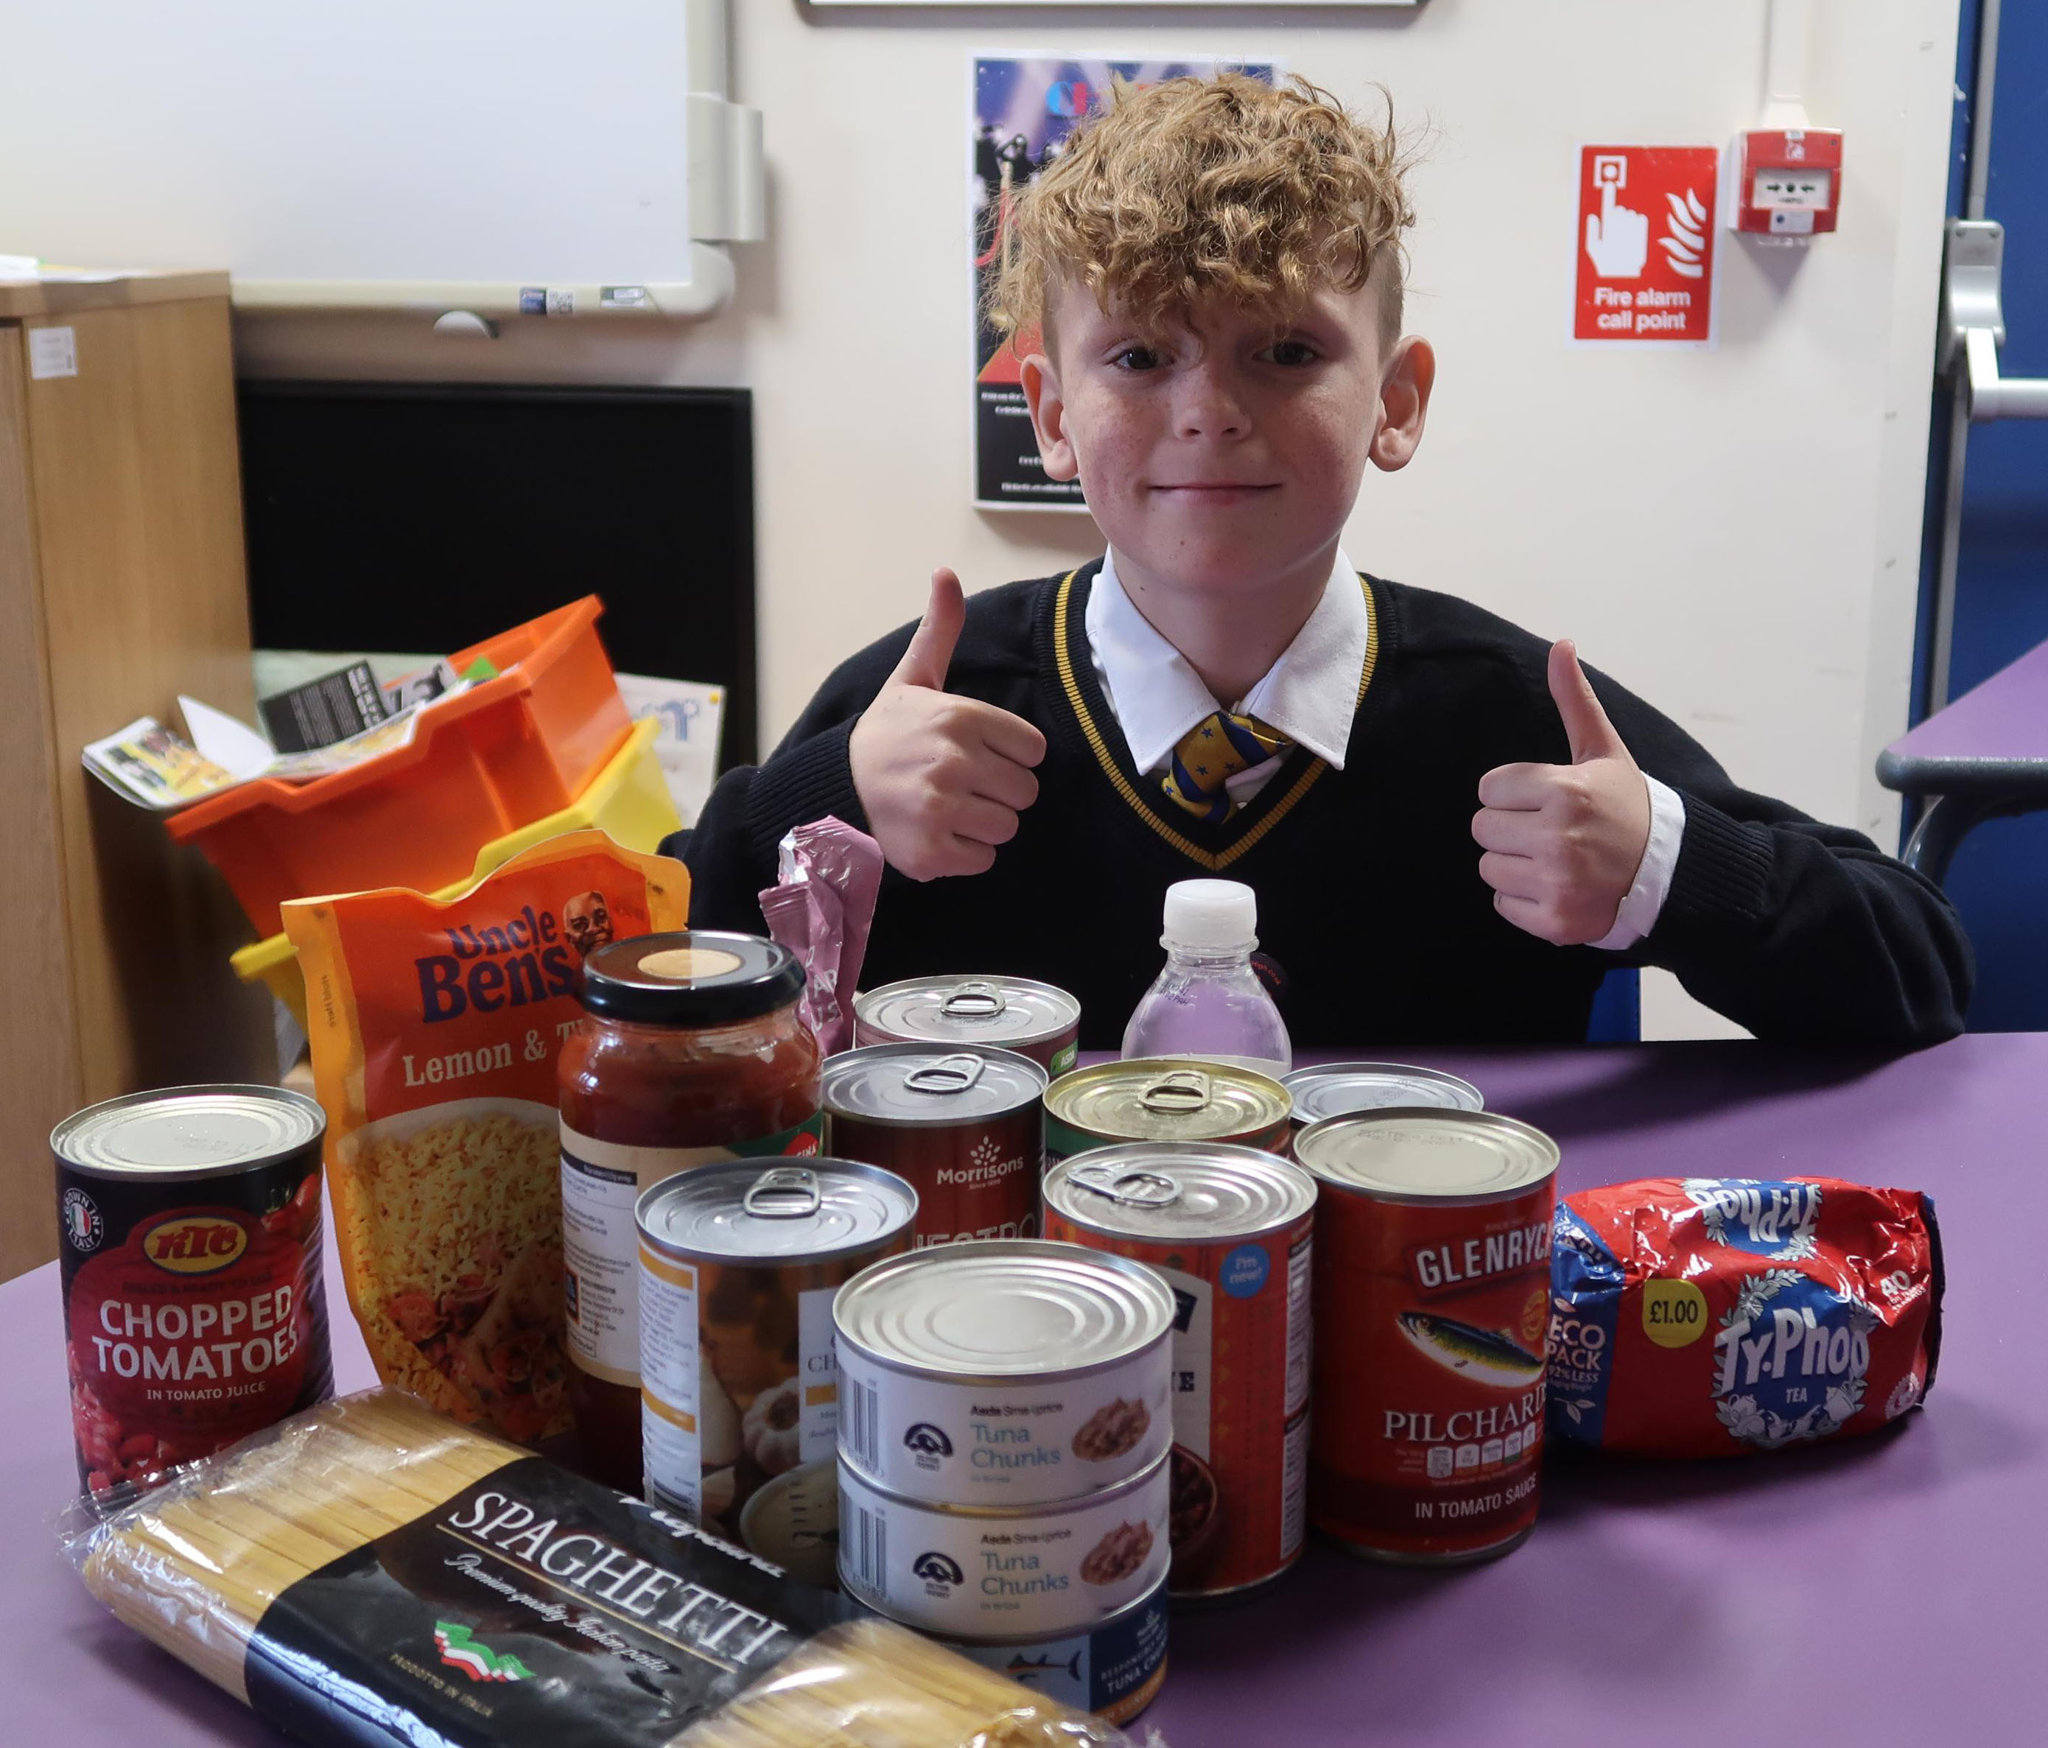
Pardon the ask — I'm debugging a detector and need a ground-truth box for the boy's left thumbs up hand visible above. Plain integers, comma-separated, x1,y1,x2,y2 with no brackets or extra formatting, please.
1471,640,1652,946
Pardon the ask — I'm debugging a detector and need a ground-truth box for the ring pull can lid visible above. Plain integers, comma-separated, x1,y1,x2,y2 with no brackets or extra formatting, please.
1141,1070,1211,1114
743,1166,822,1219
1067,1162,1183,1209
938,981,1007,1020
902,1053,987,1097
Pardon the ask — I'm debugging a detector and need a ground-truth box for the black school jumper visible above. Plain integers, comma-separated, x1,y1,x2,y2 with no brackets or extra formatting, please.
665,562,1972,1050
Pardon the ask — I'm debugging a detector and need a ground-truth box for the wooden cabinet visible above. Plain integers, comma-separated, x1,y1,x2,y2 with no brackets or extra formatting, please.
0,271,273,1281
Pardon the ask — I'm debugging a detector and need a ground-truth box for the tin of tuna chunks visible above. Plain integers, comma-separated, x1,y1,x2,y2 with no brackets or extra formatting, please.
822,1045,1047,1247
1294,1109,1558,1564
54,1085,333,1498
1042,1144,1316,1605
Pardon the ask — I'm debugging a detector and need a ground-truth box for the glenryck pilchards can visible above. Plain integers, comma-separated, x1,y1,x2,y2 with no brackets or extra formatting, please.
1282,1062,1484,1130
837,1448,1171,1637
636,1158,913,1582
833,1238,1174,1506
1042,1144,1316,1604
54,1085,333,1497
1294,1109,1559,1565
853,975,1082,1077
1043,1059,1292,1164
821,1044,1047,1247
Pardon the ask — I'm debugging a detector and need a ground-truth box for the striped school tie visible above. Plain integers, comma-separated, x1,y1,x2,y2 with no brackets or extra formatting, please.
1160,710,1293,823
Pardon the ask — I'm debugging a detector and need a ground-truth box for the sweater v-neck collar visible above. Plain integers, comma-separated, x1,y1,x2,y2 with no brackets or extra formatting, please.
1041,561,1381,872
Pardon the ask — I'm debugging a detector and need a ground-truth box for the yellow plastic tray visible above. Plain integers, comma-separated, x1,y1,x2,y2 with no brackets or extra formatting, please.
234,716,682,1030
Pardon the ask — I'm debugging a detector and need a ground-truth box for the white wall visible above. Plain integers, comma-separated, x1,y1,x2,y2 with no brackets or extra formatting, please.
234,0,1963,1039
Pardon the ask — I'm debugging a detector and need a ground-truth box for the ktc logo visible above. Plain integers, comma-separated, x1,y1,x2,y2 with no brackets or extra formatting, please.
142,1214,248,1275
904,1423,953,1468
913,1551,964,1588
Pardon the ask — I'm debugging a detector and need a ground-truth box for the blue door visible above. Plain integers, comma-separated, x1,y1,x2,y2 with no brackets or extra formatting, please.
1918,0,2048,1029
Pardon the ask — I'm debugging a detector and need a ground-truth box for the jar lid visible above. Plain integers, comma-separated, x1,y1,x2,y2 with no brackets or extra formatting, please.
822,1044,1047,1127
1293,1109,1558,1205
53,1085,325,1179
1283,1062,1484,1125
637,1160,915,1264
579,931,804,1026
1044,1142,1316,1242
854,975,1080,1050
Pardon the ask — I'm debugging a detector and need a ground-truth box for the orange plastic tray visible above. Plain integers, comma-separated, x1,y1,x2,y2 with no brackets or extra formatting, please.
170,597,631,936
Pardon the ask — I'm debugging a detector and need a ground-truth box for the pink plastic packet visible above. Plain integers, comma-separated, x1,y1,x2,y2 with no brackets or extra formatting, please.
757,816,883,1053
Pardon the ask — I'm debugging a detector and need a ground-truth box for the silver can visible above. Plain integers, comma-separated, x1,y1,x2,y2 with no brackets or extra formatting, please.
854,975,1082,1077
837,1448,1171,1637
834,1238,1175,1506
1282,1062,1484,1130
636,1159,915,1581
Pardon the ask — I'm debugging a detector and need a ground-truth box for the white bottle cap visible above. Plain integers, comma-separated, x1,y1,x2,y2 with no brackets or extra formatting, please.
1162,879,1258,953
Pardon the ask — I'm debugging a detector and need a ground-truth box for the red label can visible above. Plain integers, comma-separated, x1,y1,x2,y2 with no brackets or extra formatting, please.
1295,1109,1558,1564
822,1045,1046,1246
1043,1143,1317,1604
54,1085,332,1497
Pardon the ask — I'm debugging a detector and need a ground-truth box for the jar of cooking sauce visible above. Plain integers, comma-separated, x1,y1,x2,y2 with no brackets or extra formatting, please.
559,931,823,1490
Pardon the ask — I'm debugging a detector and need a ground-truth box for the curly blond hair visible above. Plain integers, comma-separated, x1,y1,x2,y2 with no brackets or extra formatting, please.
990,72,1415,350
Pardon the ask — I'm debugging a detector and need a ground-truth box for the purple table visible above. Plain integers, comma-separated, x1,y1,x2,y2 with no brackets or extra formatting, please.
6,1036,2045,1747
1878,636,2048,880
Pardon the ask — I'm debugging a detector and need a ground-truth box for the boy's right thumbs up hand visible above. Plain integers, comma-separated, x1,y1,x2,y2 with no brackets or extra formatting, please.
849,568,1047,881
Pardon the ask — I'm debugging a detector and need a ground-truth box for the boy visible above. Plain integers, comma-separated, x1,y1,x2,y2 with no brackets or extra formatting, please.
673,75,1969,1048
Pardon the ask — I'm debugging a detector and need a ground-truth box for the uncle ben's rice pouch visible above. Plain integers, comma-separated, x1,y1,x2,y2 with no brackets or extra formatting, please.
1548,1176,1942,1458
285,831,688,1444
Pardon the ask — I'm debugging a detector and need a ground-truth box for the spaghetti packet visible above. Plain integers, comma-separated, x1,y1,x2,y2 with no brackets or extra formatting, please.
63,1389,1153,1748
284,831,688,1444
1548,1176,1943,1458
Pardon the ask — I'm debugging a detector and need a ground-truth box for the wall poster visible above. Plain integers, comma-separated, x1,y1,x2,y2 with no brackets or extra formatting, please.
971,57,1278,510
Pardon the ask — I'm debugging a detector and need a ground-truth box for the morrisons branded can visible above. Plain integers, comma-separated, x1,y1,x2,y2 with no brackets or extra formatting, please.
1042,1144,1316,1604
636,1159,914,1582
833,1239,1175,1507
1043,1060,1292,1165
54,1085,333,1498
821,1045,1047,1247
853,976,1082,1077
1295,1109,1559,1564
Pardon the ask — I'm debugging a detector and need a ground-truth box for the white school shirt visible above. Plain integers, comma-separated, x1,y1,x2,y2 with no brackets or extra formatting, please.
1084,548,1685,951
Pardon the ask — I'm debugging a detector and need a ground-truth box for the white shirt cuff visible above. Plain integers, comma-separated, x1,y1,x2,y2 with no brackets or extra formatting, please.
1591,774,1686,951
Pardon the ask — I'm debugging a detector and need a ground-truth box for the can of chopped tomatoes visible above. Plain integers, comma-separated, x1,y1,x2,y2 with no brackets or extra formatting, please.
54,1085,333,1499
1294,1109,1558,1564
1042,1144,1316,1605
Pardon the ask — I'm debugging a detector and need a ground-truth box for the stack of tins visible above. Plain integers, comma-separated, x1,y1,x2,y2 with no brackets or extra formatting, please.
832,1241,1176,1724
1293,1109,1559,1562
821,1044,1048,1246
557,932,827,1493
1042,1145,1316,1603
634,1160,915,1585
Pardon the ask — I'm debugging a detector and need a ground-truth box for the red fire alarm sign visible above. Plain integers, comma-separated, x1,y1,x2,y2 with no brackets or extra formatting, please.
1574,145,1720,343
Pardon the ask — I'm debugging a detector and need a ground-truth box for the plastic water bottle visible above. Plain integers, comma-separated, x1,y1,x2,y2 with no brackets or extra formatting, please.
1121,879,1292,1078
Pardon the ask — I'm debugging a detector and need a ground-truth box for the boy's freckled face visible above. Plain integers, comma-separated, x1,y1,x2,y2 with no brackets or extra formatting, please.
1023,276,1415,600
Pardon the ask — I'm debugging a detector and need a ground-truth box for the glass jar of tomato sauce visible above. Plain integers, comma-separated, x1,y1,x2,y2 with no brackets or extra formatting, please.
559,931,823,1490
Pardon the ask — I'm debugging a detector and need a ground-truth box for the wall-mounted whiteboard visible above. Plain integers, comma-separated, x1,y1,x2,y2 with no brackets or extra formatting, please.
0,0,759,316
